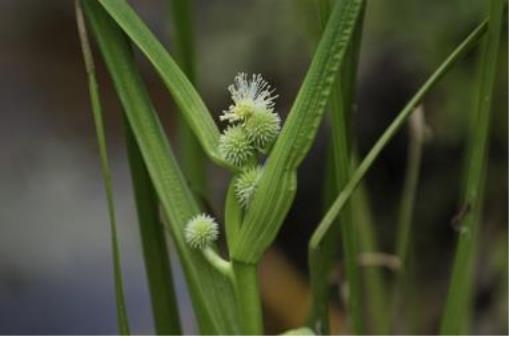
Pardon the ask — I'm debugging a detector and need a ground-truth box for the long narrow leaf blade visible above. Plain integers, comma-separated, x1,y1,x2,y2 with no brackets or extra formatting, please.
440,0,505,334
167,0,208,195
125,122,182,335
82,1,239,334
310,20,487,267
353,180,389,334
308,0,366,334
75,2,130,334
96,0,223,164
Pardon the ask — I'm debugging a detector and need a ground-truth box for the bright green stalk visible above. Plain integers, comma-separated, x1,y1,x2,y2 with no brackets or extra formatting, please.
168,0,207,195
232,261,263,335
75,2,130,334
440,0,505,334
125,123,182,335
310,19,487,286
309,0,365,334
82,1,240,334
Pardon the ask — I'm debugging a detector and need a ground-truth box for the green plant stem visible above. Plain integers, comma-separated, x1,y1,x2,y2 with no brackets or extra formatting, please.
202,247,233,279
440,0,505,334
75,2,130,334
352,178,389,335
310,19,487,270
125,122,182,335
232,261,263,335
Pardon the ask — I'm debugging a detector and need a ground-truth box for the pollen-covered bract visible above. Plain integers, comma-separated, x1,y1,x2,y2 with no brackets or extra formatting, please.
234,166,263,208
185,213,219,249
219,125,254,167
220,73,278,123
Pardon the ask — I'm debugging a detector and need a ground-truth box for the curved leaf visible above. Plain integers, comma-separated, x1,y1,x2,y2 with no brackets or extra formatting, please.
96,0,224,165
75,2,130,334
309,21,487,251
82,1,239,334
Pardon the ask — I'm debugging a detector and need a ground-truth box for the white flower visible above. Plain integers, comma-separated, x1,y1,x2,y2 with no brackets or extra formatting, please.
220,73,278,123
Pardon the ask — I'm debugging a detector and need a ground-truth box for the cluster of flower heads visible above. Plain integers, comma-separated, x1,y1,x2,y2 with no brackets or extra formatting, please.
218,73,281,168
185,74,281,250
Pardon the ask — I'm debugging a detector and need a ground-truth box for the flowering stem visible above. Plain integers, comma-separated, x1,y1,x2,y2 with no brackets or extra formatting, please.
202,247,233,280
232,260,263,335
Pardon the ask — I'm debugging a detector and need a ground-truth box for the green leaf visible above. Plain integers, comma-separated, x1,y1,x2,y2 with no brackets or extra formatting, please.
440,0,505,334
308,0,366,334
75,1,130,334
167,0,208,195
231,0,365,264
81,1,239,334
125,123,181,335
309,19,488,284
353,179,389,334
95,0,225,166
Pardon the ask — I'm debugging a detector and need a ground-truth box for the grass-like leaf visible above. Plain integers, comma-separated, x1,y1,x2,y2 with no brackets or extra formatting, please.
440,0,505,334
308,0,366,334
95,0,224,166
167,0,208,195
75,2,130,334
125,123,182,335
82,1,239,334
353,180,389,334
309,18,487,295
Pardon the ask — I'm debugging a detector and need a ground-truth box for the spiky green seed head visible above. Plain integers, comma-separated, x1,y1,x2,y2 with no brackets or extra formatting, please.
219,125,254,167
185,213,219,249
234,166,263,208
244,109,281,151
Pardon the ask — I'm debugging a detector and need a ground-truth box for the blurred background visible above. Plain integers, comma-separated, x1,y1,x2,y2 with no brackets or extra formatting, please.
0,0,506,335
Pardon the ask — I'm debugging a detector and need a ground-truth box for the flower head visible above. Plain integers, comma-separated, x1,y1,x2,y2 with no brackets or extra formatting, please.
185,213,219,249
220,73,278,123
219,125,254,167
234,166,263,208
244,109,281,151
